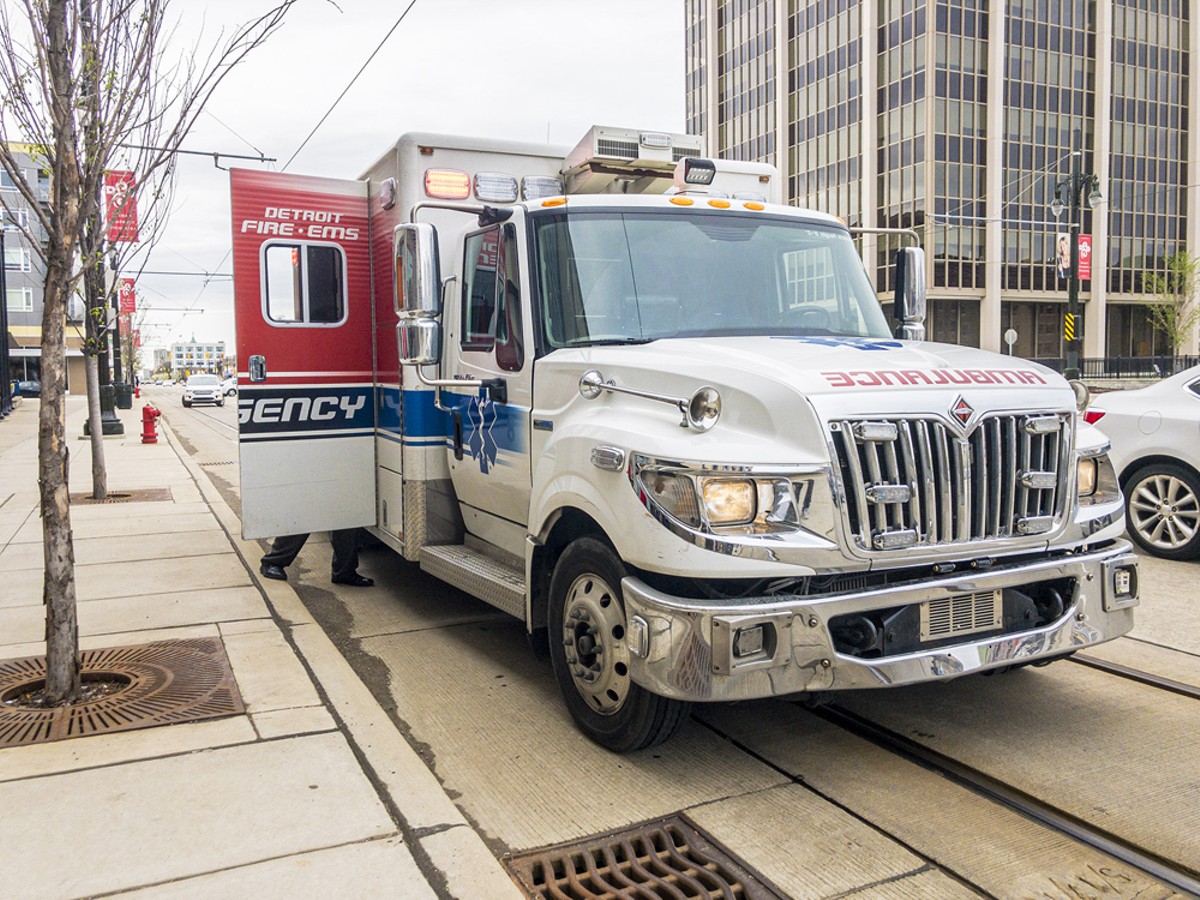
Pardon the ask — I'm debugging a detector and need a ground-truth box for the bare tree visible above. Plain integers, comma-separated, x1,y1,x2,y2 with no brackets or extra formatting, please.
0,0,293,704
1143,250,1200,362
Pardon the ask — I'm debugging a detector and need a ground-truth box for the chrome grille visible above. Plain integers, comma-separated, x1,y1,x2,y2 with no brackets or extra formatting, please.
831,414,1071,551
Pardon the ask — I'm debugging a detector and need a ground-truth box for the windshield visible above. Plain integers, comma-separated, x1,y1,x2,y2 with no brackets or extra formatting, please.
188,375,219,386
532,210,891,349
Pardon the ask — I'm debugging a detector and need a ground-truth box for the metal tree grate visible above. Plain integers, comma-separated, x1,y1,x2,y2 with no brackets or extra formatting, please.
505,814,786,899
69,487,173,505
0,637,244,748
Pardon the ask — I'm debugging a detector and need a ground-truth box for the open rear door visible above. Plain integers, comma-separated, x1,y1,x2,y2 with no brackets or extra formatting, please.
230,169,374,539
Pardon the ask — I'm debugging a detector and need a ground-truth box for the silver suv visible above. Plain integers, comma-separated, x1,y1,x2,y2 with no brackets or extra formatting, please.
183,374,224,408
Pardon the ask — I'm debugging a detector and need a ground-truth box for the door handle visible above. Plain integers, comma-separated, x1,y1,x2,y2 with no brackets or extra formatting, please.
249,355,267,383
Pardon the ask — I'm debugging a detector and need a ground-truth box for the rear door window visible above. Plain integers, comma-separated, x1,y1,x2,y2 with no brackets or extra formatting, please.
262,242,346,325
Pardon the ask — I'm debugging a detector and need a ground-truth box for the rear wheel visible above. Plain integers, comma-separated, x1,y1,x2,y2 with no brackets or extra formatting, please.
548,537,691,752
1125,462,1200,560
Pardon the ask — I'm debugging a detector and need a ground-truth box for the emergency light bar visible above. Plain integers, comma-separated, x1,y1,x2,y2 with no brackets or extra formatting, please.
671,157,781,205
424,168,471,200
473,172,518,203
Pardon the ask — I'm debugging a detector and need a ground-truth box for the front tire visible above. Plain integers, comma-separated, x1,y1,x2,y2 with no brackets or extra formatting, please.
1125,462,1200,560
217,398,225,407
548,537,691,752
182,400,192,408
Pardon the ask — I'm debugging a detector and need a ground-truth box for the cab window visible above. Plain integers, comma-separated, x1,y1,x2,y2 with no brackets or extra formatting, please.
263,242,346,325
461,225,523,371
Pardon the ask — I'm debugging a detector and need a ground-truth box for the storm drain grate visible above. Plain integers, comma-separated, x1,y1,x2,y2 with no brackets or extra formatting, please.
0,637,244,748
504,813,787,899
69,487,173,504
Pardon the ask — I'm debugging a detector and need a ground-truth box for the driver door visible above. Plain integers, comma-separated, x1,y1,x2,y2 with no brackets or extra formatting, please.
442,222,532,526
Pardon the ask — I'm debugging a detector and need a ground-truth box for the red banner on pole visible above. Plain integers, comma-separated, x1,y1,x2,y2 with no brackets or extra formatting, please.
1078,234,1093,281
118,313,131,336
118,277,136,313
104,170,139,242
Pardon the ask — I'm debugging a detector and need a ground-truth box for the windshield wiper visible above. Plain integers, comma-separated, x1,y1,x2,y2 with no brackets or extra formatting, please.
564,337,657,347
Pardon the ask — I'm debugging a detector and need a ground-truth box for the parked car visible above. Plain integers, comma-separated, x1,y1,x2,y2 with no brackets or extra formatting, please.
15,379,41,398
182,374,224,408
221,376,237,396
1085,364,1200,560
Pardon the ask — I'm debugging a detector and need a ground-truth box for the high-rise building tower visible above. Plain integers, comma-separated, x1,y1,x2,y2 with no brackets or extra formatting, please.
687,1,1200,362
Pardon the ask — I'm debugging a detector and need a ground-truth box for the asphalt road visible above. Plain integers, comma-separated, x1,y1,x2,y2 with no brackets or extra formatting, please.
153,385,1198,898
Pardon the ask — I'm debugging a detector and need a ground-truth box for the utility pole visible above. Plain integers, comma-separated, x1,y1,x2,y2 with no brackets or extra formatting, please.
0,231,11,419
1051,128,1103,380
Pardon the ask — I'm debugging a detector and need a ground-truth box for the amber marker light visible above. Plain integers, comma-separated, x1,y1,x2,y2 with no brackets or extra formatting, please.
708,199,731,209
541,197,568,207
742,201,765,211
669,196,694,206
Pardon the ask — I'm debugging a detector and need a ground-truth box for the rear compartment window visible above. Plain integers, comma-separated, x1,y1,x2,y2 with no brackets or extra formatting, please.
262,242,346,325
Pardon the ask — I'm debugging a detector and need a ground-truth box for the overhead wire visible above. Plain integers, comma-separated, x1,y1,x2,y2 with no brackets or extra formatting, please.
166,1,421,346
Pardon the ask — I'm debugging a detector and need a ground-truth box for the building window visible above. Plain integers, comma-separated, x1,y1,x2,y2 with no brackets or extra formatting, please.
5,286,33,311
0,170,20,191
3,245,31,272
2,208,29,230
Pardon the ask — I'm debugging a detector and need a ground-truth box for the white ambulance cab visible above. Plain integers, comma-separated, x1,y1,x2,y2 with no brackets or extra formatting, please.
231,126,1138,751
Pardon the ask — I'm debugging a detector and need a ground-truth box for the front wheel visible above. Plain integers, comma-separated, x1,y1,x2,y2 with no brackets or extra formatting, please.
1124,462,1200,560
182,400,192,408
216,398,225,407
548,537,691,752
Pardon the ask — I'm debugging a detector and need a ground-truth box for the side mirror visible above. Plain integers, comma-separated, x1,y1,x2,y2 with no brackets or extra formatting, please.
394,223,441,318
893,246,926,341
398,318,441,366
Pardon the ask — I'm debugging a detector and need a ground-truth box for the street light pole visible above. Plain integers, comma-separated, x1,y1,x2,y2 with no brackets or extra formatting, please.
0,231,12,419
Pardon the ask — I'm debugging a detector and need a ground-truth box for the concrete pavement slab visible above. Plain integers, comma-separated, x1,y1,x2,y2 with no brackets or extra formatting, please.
250,705,336,740
1,552,252,608
687,783,956,898
0,586,268,646
700,702,1176,899
115,837,436,899
0,716,256,783
359,623,788,851
0,732,396,899
0,529,232,570
1,623,222,660
220,626,323,713
9,512,219,543
423,827,525,900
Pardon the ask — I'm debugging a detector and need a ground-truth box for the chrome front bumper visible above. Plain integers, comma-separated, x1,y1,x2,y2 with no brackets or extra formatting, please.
621,541,1139,703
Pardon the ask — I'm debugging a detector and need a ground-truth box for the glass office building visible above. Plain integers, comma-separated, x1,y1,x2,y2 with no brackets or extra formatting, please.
686,0,1200,362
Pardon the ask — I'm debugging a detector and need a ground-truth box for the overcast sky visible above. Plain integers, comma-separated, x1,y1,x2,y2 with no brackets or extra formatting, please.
129,0,686,356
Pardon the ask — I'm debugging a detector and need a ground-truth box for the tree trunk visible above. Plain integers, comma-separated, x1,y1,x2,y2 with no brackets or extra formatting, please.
41,0,82,704
40,255,81,704
85,354,106,499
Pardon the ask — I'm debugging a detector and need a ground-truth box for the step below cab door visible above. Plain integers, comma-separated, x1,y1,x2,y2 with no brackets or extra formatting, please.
230,168,374,539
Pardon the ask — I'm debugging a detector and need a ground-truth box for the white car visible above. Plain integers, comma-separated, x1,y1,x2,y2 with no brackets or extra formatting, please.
182,374,224,408
1085,364,1200,560
221,376,237,396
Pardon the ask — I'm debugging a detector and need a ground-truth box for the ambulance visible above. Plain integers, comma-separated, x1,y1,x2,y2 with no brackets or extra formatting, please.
231,126,1138,751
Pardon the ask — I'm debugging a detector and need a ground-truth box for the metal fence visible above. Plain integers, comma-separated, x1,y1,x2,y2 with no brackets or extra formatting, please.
1030,356,1200,379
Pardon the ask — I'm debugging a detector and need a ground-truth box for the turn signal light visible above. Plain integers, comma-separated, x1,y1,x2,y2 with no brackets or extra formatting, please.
424,168,470,200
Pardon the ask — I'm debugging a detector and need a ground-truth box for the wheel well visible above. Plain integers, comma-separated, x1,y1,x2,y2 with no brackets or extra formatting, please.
528,508,609,649
1119,454,1200,488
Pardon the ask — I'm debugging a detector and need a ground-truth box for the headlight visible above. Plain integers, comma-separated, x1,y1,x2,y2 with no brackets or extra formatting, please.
701,479,755,524
1078,452,1120,506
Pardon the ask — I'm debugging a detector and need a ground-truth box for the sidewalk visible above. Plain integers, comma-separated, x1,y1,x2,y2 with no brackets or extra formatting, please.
0,396,522,899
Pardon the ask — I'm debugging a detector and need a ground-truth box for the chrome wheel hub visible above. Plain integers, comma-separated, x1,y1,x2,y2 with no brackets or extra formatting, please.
561,573,630,716
1130,474,1199,550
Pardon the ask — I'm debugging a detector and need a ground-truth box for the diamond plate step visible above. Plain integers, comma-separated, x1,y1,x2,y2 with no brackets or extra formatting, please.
420,544,525,619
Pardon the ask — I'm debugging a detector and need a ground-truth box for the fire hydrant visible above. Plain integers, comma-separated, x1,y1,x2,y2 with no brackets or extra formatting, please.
141,404,161,444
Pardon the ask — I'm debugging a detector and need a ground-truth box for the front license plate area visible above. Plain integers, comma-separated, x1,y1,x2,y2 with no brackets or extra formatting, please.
919,590,1003,642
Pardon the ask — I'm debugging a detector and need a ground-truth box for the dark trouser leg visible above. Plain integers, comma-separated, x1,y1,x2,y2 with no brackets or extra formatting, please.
261,533,309,568
330,528,361,581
